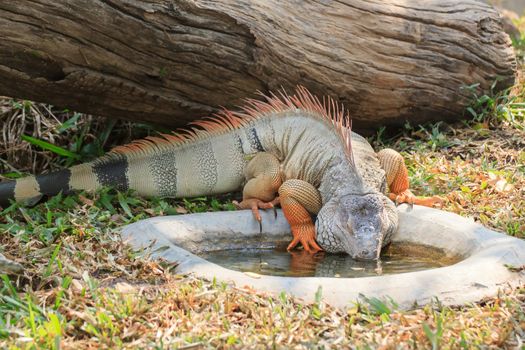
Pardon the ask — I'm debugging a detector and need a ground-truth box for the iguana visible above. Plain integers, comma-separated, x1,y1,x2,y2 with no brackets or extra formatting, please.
0,87,439,273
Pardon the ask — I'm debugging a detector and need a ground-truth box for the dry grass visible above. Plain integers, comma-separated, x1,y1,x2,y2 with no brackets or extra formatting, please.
0,100,152,177
385,123,525,238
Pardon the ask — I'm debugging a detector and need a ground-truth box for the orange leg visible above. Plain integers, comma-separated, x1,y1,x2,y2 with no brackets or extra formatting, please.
377,148,443,207
278,179,323,254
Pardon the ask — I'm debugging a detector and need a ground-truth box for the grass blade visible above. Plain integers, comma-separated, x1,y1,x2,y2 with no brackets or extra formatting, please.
22,134,80,159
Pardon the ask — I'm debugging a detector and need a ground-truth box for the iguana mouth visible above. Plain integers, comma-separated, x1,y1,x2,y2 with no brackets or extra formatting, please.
338,230,382,261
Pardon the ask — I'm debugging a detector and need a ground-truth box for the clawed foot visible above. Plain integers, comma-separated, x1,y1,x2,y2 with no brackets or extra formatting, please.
287,223,323,254
414,195,444,208
389,190,444,208
233,197,280,232
389,189,415,207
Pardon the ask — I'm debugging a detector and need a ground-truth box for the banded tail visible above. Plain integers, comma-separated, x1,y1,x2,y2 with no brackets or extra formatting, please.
0,154,129,207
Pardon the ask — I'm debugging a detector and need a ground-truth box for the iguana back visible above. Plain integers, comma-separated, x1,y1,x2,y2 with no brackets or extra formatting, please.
0,88,378,206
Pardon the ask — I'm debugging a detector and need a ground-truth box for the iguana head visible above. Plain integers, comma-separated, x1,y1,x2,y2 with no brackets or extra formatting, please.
316,191,394,260
292,98,398,260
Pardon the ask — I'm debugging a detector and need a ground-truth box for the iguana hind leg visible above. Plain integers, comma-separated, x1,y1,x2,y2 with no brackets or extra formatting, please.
377,148,443,207
279,179,323,254
233,153,282,230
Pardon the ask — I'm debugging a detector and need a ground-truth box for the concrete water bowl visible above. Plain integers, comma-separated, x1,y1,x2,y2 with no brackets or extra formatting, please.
121,206,525,309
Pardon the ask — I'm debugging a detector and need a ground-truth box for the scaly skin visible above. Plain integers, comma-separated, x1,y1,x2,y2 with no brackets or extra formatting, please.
0,88,440,273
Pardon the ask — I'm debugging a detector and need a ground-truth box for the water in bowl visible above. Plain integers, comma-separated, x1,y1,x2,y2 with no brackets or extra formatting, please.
199,243,460,278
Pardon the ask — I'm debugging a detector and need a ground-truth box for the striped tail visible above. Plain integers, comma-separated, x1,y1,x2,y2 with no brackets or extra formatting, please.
0,168,77,207
0,154,129,208
0,178,18,207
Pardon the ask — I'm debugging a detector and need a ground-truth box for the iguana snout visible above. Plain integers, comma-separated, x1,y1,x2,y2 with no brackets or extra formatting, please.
350,224,381,260
316,193,389,260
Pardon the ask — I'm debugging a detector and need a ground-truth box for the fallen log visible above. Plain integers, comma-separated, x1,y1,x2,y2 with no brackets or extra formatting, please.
0,0,516,131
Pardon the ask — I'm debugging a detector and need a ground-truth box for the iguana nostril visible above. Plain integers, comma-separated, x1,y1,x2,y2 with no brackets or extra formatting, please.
361,250,369,256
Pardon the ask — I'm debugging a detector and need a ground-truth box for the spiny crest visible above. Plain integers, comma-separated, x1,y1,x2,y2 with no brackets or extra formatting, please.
109,86,355,166
109,108,254,157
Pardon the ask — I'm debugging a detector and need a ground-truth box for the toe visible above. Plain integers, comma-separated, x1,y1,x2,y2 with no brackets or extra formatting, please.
310,240,323,253
250,206,262,223
303,238,323,254
287,236,301,251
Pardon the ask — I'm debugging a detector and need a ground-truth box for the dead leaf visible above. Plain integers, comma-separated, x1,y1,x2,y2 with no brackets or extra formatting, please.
78,194,94,206
494,179,514,193
244,272,262,279
71,279,84,292
115,281,137,293
176,206,188,214
111,214,124,223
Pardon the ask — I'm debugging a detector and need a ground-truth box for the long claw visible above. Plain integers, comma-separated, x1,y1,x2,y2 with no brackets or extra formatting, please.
287,236,300,251
233,198,281,233
286,224,323,254
305,239,323,254
252,206,263,232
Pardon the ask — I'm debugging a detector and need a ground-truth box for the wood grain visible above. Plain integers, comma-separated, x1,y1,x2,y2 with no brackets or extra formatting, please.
0,0,516,131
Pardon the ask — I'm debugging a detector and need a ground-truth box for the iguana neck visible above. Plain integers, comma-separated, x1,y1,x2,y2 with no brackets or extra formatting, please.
317,154,370,204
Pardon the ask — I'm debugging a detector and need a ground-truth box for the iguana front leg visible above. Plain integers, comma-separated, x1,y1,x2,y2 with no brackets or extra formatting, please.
234,153,323,253
377,148,442,207
233,153,282,230
279,179,323,253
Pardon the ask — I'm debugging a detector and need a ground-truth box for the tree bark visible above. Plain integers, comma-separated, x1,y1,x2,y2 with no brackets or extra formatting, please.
0,0,516,131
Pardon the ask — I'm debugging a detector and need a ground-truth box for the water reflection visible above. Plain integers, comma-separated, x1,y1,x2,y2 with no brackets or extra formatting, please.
200,244,456,278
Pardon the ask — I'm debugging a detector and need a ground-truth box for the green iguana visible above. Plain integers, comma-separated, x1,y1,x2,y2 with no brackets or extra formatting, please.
0,87,439,272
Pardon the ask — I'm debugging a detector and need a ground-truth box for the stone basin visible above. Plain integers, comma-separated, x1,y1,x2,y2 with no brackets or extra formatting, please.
121,206,525,309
